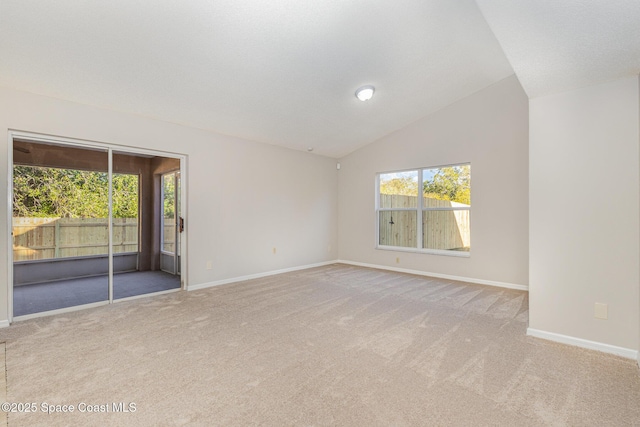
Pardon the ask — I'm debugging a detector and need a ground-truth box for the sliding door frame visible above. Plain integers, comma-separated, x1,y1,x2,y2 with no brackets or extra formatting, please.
6,130,188,323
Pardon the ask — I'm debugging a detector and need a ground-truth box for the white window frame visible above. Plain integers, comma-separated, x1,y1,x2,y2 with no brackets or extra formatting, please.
375,163,471,257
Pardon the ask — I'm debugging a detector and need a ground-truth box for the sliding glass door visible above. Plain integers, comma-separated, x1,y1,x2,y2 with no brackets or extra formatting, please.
12,140,110,316
11,136,185,319
112,152,182,300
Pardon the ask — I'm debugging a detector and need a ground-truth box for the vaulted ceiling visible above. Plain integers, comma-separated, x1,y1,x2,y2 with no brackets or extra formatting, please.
1,1,638,157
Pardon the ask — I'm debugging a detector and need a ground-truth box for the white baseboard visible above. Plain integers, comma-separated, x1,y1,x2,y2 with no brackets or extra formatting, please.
0,320,9,328
187,259,527,293
527,328,638,360
336,260,528,291
187,260,339,291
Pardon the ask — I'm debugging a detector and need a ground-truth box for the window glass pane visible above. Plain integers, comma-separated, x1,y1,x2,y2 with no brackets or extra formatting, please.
112,173,139,254
422,165,470,207
13,165,110,260
379,210,417,248
176,171,181,257
379,171,418,208
422,210,470,251
162,174,175,253
12,141,109,317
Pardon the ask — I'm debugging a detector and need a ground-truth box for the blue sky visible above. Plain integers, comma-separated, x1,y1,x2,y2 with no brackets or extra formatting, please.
380,168,437,184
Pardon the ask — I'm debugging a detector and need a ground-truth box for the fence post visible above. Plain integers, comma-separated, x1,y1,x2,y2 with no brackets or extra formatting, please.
54,220,60,258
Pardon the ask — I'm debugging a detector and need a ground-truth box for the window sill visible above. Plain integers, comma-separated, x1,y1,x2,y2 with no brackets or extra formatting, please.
376,245,471,258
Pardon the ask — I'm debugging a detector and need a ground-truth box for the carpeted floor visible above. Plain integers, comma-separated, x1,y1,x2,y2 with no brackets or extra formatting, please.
13,270,181,316
0,264,638,426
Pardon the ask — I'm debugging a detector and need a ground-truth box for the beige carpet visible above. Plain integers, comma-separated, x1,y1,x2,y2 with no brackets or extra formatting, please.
0,264,638,426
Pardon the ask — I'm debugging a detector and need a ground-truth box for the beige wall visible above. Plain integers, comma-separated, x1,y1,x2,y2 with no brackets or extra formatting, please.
529,76,640,352
337,75,529,286
0,86,339,323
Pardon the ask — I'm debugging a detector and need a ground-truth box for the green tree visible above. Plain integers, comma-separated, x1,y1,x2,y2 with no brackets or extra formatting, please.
380,176,418,196
423,165,470,205
13,166,139,218
113,174,139,218
163,175,175,219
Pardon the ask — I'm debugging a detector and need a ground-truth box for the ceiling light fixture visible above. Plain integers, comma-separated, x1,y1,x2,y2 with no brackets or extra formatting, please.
355,85,375,101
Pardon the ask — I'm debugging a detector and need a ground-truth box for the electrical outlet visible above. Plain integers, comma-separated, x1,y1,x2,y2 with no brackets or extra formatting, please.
396,257,400,264
594,303,608,320
272,247,277,255
206,261,212,270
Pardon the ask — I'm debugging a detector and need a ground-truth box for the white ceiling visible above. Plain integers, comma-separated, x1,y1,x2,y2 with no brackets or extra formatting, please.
475,0,640,99
0,1,638,158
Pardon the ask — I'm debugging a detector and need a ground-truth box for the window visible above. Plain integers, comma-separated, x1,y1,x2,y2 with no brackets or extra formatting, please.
376,164,470,256
161,172,177,254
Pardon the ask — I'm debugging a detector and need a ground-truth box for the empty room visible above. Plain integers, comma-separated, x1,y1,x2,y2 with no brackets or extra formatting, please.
0,1,639,426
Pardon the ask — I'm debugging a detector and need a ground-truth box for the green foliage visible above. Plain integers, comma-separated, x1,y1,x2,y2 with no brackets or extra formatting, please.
163,175,175,219
13,166,138,218
112,174,139,218
380,166,470,205
423,165,470,205
380,176,418,196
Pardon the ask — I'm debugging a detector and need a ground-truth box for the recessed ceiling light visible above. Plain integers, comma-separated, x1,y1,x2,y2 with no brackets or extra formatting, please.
355,85,375,101
307,147,314,152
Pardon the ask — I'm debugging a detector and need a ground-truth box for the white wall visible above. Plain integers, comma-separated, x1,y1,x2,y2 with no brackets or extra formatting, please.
0,86,339,324
529,76,640,353
337,75,529,286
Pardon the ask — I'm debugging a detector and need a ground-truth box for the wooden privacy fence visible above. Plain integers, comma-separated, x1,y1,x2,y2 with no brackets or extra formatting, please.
379,194,470,250
163,224,176,253
12,217,139,261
